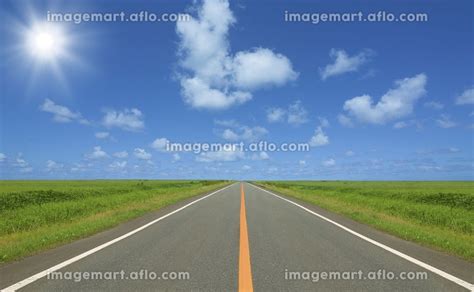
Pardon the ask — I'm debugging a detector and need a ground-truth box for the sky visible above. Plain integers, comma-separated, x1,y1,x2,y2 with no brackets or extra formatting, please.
0,0,473,180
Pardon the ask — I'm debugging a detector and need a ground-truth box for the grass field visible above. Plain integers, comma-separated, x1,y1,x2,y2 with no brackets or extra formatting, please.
256,181,474,261
0,180,230,263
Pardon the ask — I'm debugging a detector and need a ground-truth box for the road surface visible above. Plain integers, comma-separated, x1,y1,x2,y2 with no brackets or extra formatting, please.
1,182,473,291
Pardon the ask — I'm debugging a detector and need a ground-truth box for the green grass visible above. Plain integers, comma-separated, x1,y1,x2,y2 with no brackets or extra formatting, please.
0,180,230,263
256,181,474,261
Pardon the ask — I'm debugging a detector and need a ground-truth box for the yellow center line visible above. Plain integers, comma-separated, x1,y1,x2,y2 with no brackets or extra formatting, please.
239,183,254,292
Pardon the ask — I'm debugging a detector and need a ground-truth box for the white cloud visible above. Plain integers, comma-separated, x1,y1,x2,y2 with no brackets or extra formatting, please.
46,160,64,172
86,146,109,160
0,153,5,162
267,101,308,125
40,99,89,124
393,119,423,130
232,48,298,89
14,154,33,173
108,161,127,172
287,101,309,125
134,148,152,160
266,107,286,123
216,121,268,142
196,148,244,162
342,73,427,124
345,150,355,156
308,118,330,147
436,114,457,128
151,138,170,151
70,163,91,173
322,158,336,167
337,114,354,127
455,87,474,105
424,101,444,110
95,132,110,139
102,108,144,132
309,126,329,147
113,151,128,158
176,0,297,110
299,160,306,166
180,77,251,110
222,129,240,141
320,49,373,80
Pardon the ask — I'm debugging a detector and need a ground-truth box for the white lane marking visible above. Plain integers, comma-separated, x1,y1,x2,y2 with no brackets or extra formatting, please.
249,183,474,291
1,183,236,292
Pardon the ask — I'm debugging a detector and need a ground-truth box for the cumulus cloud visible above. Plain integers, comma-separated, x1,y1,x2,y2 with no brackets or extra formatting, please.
287,101,309,125
102,108,144,132
309,127,329,147
342,73,427,125
436,114,457,128
151,138,170,151
345,150,355,156
95,132,110,139
216,121,268,142
337,114,354,127
320,49,373,80
14,154,33,173
40,99,89,124
134,148,152,160
232,48,298,89
393,120,422,130
0,153,5,162
309,118,330,147
176,0,297,110
86,146,109,160
266,108,286,123
455,87,474,105
113,151,128,158
108,161,127,172
46,160,64,172
266,101,308,125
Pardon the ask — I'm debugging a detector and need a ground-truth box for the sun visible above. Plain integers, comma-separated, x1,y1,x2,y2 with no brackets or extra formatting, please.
25,22,68,62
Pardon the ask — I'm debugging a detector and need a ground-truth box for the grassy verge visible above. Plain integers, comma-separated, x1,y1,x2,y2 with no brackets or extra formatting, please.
256,181,474,262
0,180,230,263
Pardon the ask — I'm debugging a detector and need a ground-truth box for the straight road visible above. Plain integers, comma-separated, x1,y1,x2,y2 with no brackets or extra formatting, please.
1,182,473,291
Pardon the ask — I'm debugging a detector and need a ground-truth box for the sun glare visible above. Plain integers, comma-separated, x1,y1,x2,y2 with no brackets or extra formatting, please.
26,22,68,62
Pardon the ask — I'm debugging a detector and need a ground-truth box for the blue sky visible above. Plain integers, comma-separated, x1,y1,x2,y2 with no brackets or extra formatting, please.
0,0,473,180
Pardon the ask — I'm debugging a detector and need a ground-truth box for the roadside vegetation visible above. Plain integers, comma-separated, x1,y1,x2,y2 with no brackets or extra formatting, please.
0,180,229,263
256,181,474,261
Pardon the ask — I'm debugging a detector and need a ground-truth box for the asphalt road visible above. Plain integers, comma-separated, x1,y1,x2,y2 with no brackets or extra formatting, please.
1,182,473,291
